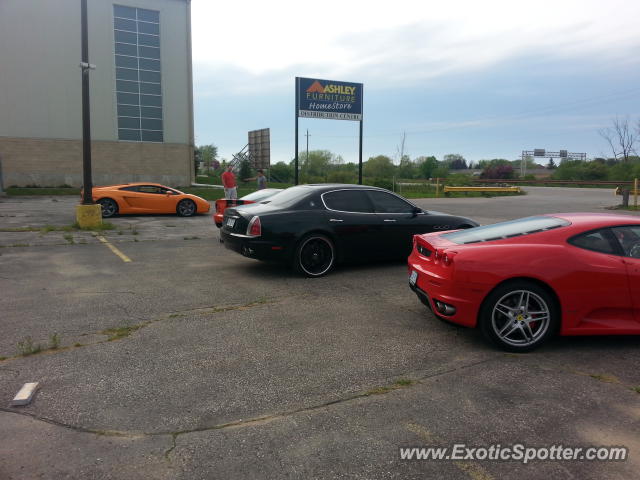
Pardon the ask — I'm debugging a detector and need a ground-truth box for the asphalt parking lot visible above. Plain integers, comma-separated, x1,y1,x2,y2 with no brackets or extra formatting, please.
1,187,639,479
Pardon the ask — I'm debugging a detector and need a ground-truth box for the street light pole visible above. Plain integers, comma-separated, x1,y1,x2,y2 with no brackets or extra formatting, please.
80,0,93,205
75,0,101,228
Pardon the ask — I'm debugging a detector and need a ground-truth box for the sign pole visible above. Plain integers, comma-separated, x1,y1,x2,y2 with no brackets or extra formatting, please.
358,119,363,185
294,77,299,186
294,77,362,186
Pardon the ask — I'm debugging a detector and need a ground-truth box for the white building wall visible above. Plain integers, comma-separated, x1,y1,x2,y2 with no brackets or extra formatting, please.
0,0,191,145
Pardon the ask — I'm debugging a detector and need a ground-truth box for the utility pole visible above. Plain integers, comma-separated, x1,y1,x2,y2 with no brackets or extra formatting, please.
76,0,101,227
80,0,94,205
305,129,310,164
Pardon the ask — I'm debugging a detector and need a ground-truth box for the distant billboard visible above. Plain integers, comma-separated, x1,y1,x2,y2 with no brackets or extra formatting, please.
534,149,546,157
248,128,270,169
296,77,363,121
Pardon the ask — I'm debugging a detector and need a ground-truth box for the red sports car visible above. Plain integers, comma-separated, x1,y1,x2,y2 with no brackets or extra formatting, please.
408,213,640,351
213,188,282,228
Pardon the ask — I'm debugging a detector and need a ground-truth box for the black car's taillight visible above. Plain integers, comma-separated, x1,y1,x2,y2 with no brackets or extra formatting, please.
247,216,261,237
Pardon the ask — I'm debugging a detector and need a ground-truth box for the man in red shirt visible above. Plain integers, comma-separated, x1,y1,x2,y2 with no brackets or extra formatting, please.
221,165,237,199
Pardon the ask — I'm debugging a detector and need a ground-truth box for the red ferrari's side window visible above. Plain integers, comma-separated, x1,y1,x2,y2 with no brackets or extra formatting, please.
611,226,640,259
569,229,617,255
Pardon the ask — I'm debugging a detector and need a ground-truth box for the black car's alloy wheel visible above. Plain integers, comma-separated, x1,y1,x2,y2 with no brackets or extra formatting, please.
97,198,118,218
479,280,558,352
294,234,335,277
177,199,196,217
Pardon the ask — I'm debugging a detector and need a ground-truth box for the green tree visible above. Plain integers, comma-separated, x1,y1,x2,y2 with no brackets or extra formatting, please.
552,160,584,180
443,154,467,170
363,155,396,179
397,155,417,179
582,161,608,180
198,144,218,168
477,158,511,169
270,161,293,183
327,171,357,183
300,150,336,180
238,158,252,183
416,156,438,179
432,165,450,179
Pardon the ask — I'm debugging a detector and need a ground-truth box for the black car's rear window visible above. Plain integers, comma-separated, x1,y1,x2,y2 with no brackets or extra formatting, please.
265,186,313,207
241,188,281,202
442,216,569,244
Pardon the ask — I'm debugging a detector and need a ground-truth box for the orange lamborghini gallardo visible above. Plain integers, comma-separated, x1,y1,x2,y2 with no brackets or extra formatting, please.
90,183,211,218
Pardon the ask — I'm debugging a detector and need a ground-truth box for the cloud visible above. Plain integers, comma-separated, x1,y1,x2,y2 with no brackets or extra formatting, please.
191,0,640,94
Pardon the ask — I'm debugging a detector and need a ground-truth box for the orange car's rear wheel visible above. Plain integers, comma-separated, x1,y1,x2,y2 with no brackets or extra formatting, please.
177,199,196,217
97,198,118,218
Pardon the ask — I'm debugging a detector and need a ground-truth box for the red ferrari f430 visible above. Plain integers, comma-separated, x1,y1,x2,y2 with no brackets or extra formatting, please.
408,213,640,351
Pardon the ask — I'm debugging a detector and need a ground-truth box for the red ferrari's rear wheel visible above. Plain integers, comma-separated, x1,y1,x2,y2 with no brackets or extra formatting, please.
479,281,559,352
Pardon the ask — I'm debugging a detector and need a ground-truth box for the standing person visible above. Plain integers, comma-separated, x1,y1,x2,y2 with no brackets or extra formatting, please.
245,169,267,190
256,169,267,190
221,165,237,199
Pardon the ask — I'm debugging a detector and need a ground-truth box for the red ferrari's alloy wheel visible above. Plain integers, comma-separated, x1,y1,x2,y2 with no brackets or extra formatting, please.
480,281,558,352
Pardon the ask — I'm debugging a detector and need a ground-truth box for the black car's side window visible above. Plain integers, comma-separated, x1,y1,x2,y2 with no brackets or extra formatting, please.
569,229,618,255
323,190,374,213
367,191,414,214
611,226,640,259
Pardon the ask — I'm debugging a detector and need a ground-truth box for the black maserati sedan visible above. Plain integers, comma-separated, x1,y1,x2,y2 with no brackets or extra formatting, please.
220,184,478,277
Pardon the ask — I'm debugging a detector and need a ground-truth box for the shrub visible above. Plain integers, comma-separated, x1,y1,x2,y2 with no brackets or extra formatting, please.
327,171,357,184
366,178,394,191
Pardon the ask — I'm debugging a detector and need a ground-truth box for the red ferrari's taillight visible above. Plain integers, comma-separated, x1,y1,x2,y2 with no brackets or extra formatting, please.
442,251,456,266
433,249,455,265
247,216,261,237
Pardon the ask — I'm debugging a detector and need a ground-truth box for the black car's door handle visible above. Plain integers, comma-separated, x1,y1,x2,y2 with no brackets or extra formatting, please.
383,219,397,222
329,218,344,222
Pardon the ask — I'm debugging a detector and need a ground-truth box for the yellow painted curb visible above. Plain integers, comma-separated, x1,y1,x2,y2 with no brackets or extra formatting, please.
76,204,103,229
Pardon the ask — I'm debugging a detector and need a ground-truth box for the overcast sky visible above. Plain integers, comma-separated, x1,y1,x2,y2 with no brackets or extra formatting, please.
190,0,640,165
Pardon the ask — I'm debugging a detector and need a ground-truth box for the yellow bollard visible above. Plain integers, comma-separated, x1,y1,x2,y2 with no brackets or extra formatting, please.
75,204,102,229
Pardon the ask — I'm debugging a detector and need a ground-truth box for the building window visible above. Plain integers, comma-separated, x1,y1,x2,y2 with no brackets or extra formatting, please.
113,5,163,142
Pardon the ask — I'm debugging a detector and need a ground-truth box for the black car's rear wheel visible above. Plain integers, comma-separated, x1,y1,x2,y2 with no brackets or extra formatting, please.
294,234,335,277
177,199,196,217
479,280,558,352
97,198,118,218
